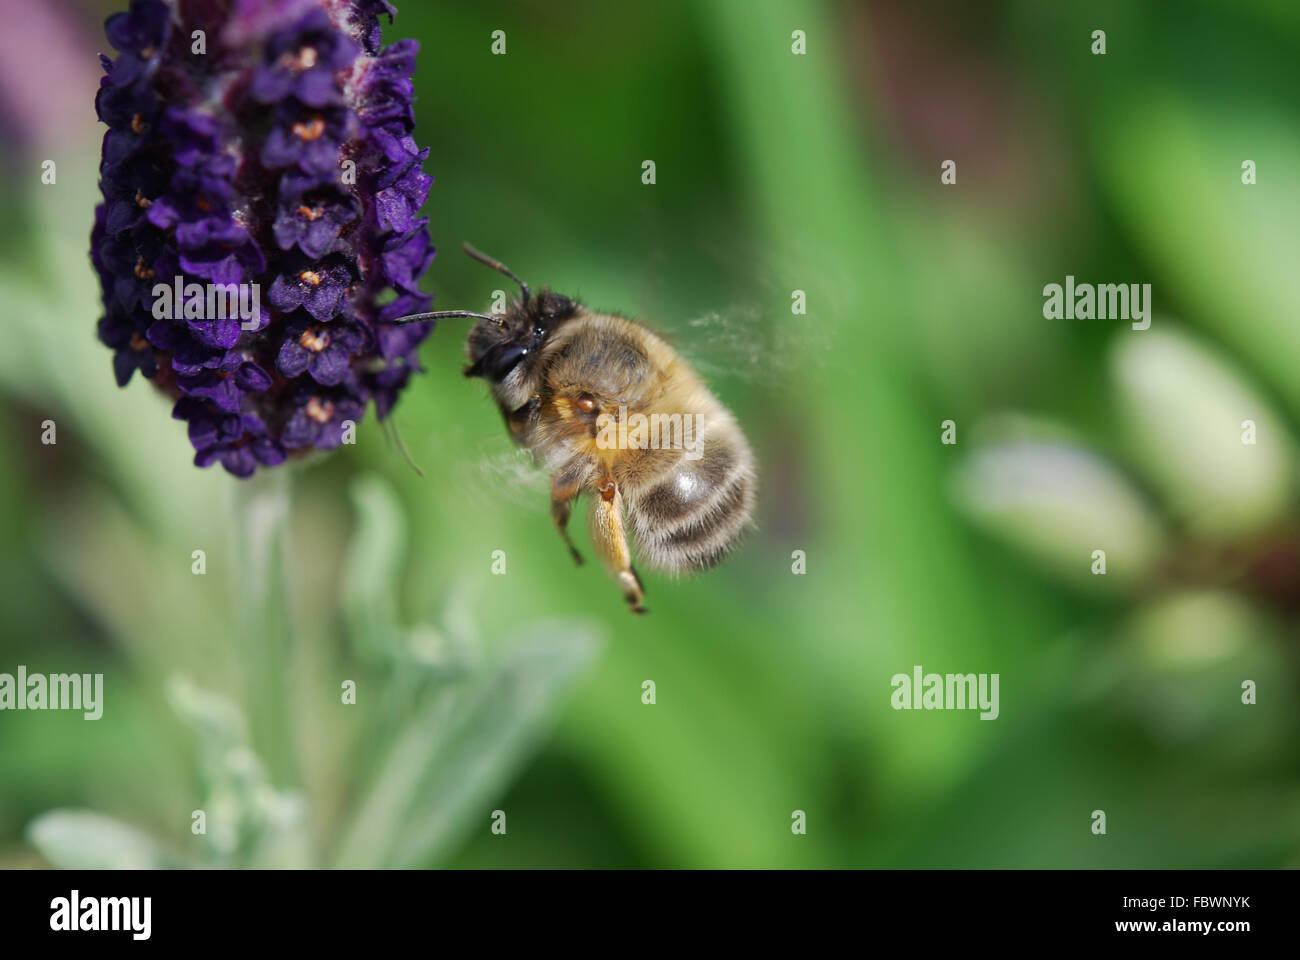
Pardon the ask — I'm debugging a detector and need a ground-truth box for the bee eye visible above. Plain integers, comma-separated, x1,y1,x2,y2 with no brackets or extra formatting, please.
485,344,526,380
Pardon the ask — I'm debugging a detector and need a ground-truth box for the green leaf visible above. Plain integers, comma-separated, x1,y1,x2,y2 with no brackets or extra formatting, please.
332,621,600,868
1095,94,1300,419
1111,327,1296,536
952,434,1166,592
166,676,313,868
166,676,247,753
27,810,179,870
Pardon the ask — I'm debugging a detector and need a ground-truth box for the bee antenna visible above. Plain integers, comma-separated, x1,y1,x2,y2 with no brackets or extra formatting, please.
462,242,531,302
390,310,504,326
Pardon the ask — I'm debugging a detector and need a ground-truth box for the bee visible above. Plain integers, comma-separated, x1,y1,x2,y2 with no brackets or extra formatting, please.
395,243,756,614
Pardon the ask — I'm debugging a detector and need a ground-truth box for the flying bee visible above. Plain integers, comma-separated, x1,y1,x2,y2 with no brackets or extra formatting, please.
395,243,757,614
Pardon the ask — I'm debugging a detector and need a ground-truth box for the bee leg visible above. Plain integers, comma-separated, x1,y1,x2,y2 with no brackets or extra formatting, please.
590,477,647,614
551,498,584,566
618,567,647,616
550,467,585,566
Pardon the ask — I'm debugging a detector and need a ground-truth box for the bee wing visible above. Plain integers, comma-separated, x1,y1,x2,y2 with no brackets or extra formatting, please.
454,441,550,510
665,304,829,386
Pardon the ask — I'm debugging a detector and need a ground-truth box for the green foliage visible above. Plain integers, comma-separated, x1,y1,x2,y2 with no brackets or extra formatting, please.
2,0,1299,868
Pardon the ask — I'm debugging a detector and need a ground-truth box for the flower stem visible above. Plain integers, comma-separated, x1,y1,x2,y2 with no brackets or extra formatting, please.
227,468,298,788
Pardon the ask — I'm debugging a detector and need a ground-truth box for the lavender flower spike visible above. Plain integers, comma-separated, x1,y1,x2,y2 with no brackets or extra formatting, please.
91,0,436,477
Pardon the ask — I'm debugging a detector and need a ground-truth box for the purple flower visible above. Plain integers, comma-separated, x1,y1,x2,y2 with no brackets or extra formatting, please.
276,316,367,386
250,10,359,107
91,0,436,477
272,172,359,259
267,256,355,321
177,401,288,478
281,389,366,450
177,353,275,414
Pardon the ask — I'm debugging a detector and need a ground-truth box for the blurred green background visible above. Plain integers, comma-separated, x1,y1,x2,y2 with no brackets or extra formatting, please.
1,0,1298,868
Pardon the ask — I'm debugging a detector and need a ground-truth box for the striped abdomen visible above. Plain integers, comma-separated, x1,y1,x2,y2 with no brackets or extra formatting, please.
627,422,756,572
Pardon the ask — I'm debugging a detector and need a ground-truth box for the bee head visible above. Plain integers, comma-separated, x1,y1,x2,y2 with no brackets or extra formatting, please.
464,288,577,382
391,244,578,402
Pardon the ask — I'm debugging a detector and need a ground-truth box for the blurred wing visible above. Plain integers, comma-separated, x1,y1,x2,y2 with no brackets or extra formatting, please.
454,440,549,510
664,304,829,387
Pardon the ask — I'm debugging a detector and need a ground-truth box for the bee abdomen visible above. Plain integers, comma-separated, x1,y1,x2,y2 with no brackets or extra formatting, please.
630,433,755,572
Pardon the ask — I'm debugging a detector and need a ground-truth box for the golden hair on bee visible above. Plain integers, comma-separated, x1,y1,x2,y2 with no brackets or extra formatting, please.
394,243,757,614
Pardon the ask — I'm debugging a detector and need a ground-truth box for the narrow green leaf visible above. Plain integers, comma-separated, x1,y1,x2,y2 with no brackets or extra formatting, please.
27,809,180,870
333,622,600,868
